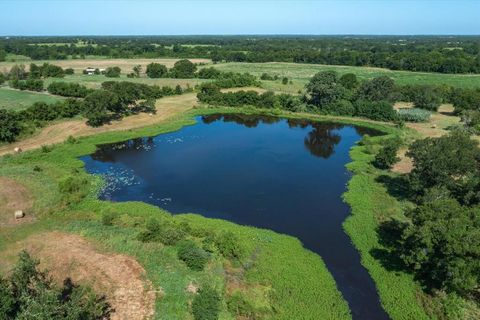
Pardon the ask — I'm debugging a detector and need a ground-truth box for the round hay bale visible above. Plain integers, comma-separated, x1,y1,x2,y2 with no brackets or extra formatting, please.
14,147,22,153
14,210,25,219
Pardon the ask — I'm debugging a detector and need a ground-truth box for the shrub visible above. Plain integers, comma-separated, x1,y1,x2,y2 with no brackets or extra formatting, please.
260,73,274,80
0,109,21,142
104,66,121,78
137,219,186,245
177,240,210,271
215,231,245,261
354,100,397,121
10,79,44,91
58,175,89,204
321,99,355,116
282,77,288,85
411,86,442,111
358,76,395,101
171,59,197,78
374,139,401,169
101,211,117,226
64,68,74,75
146,63,168,78
397,108,431,122
47,81,90,97
192,287,221,320
339,73,358,89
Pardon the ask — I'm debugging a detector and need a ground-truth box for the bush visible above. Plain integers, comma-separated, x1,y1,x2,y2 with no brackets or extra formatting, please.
64,68,74,75
282,77,288,85
47,81,90,97
137,218,186,245
260,73,274,80
321,99,355,116
354,100,397,121
339,73,358,89
358,76,395,101
177,240,210,271
146,63,168,78
397,108,431,122
10,79,44,91
215,231,245,261
101,211,117,226
104,66,121,78
192,287,221,320
171,59,197,78
58,175,89,204
0,109,21,142
374,139,401,169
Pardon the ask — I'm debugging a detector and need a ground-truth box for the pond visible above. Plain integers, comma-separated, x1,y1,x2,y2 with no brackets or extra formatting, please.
81,114,389,320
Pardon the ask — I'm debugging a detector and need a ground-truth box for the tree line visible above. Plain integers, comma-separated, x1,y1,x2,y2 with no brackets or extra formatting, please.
0,81,187,142
2,35,480,73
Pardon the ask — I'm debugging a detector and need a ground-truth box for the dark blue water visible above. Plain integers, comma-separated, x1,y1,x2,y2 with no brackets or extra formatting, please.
81,114,389,320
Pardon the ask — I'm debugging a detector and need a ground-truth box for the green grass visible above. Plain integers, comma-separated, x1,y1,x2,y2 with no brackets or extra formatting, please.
212,62,480,89
0,108,364,320
343,134,430,320
0,87,64,110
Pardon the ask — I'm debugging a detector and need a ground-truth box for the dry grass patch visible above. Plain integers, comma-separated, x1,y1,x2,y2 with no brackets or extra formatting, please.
0,177,34,227
1,232,157,320
0,58,211,73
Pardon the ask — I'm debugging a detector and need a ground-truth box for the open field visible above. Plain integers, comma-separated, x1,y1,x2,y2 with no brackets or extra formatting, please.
0,58,211,73
42,74,207,89
213,62,480,89
0,87,64,110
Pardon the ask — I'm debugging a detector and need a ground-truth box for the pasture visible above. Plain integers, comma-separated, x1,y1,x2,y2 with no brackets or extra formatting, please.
213,62,480,89
0,87,64,110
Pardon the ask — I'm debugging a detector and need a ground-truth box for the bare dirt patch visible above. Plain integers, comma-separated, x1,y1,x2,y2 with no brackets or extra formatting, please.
0,177,33,226
0,93,198,156
1,232,157,320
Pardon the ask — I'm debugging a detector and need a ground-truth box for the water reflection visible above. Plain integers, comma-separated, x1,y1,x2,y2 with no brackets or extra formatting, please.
83,114,387,320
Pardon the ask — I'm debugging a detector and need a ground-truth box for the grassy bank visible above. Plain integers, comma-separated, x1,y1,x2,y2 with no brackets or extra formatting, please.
0,108,364,320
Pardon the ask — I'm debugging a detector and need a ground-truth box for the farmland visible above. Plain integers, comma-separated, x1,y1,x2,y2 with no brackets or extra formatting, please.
1,34,480,320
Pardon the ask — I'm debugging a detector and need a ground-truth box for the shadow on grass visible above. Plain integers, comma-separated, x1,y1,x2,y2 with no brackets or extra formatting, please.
370,219,409,273
375,174,413,202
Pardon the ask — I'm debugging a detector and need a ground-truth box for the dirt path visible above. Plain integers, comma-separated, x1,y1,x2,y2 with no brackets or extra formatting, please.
0,93,198,156
1,232,157,320
0,177,34,226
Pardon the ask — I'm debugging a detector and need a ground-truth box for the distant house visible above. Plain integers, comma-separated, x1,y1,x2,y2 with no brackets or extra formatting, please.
84,67,106,75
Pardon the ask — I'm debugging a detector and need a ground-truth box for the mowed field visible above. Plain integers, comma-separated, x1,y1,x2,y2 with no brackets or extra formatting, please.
0,87,64,110
212,62,480,90
0,57,211,73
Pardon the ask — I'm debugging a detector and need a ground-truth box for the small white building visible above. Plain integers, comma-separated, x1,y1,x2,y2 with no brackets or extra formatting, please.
84,67,106,75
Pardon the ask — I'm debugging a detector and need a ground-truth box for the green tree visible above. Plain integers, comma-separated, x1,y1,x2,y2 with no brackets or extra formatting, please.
282,77,288,85
0,109,21,142
132,64,142,77
407,131,480,204
145,63,167,78
305,71,347,107
104,66,121,77
374,139,401,169
339,73,358,89
400,198,480,295
171,59,197,78
358,76,395,101
412,85,442,111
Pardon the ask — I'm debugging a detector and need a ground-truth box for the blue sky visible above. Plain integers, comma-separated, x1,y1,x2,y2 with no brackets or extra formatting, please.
1,0,479,36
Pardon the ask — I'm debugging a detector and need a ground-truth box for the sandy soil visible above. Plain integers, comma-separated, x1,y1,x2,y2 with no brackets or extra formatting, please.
0,93,198,156
0,177,34,226
1,232,157,320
